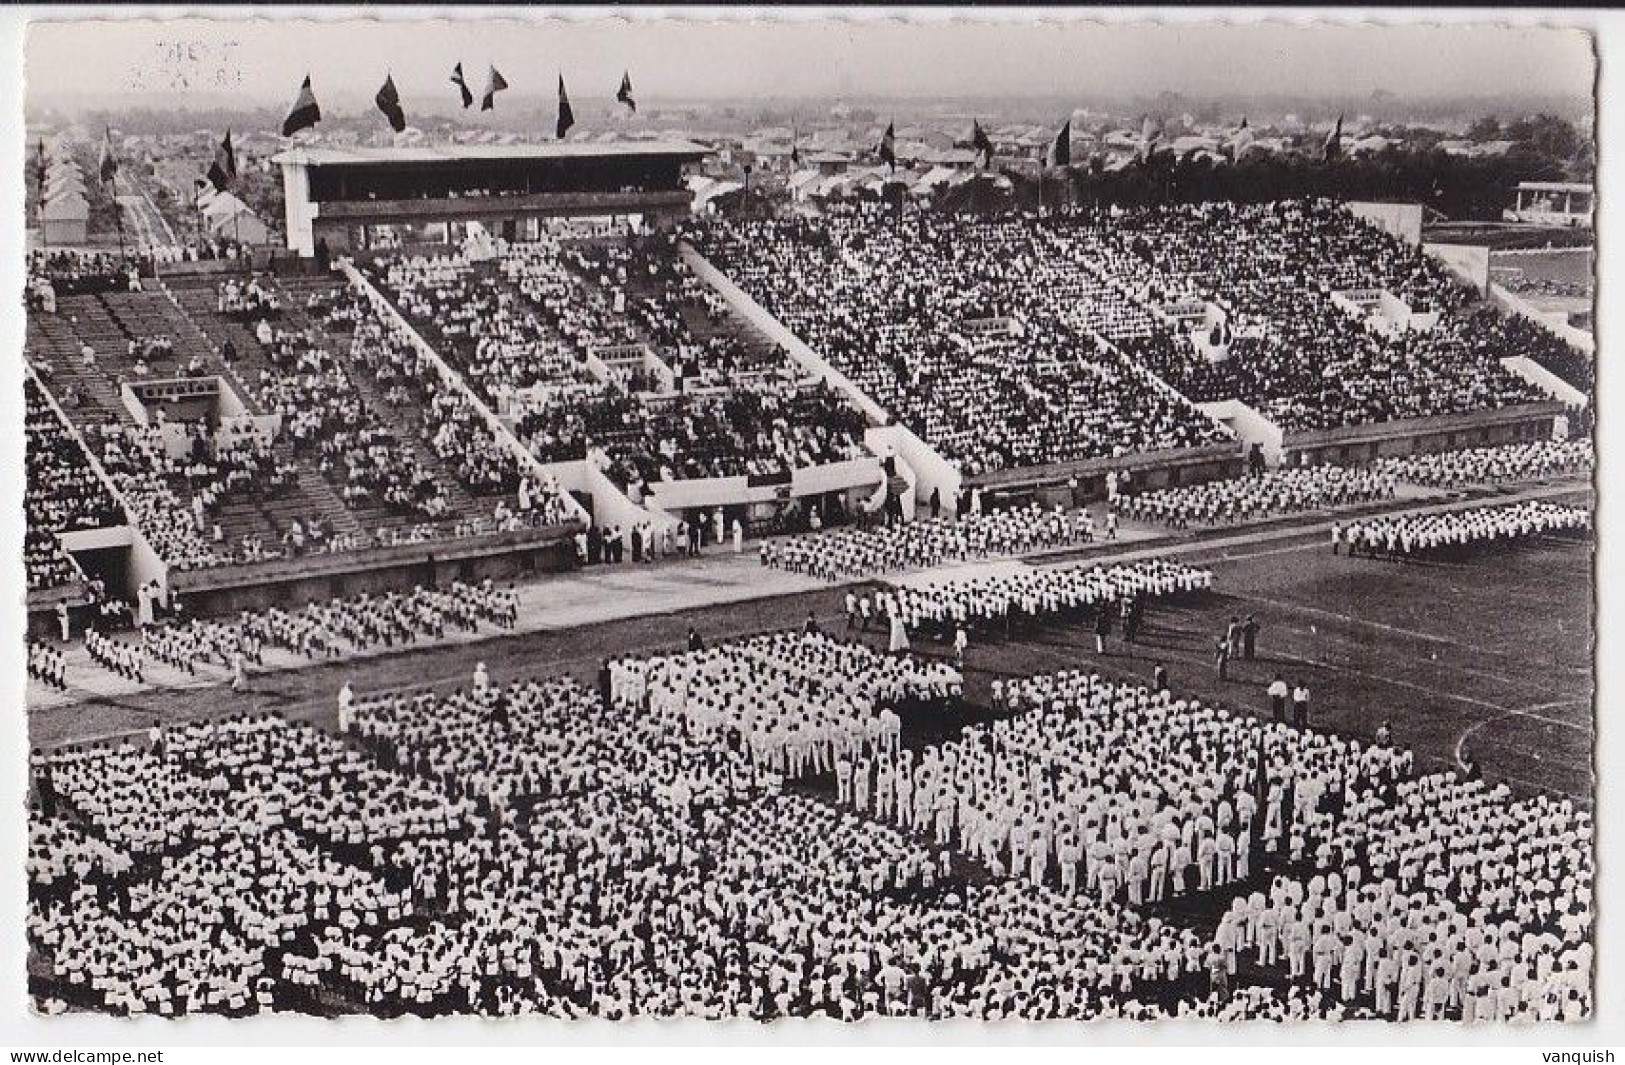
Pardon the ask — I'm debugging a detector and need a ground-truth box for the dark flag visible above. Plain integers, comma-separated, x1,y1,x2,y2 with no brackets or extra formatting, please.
556,75,575,139
971,119,994,168
376,74,407,133
617,71,636,115
206,130,238,192
98,127,118,183
282,75,322,137
1322,114,1344,162
791,137,801,167
878,121,896,171
451,63,473,109
481,65,508,112
35,138,47,185
1044,119,1071,168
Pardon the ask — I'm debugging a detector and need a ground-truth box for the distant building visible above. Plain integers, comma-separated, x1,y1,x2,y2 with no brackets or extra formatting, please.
198,188,272,245
40,191,89,245
1505,181,1593,228
1438,139,1517,158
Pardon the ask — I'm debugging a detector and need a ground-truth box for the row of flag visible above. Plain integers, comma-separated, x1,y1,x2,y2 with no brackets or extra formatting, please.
873,111,1343,173
278,66,636,139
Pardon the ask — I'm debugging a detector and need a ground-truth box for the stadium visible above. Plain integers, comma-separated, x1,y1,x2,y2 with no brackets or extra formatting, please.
20,19,1595,1026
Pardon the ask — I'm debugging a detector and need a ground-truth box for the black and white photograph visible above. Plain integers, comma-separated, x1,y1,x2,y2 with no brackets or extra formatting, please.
3,7,1611,1043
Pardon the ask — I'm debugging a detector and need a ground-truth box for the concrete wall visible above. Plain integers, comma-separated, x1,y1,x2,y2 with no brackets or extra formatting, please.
170,538,575,616
1489,282,1596,356
1425,242,1491,295
1198,399,1285,467
866,424,946,518
281,162,315,256
1502,355,1589,407
1282,405,1561,467
1348,201,1423,246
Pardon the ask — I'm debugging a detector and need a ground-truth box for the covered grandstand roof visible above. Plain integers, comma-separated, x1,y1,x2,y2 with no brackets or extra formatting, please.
272,139,711,167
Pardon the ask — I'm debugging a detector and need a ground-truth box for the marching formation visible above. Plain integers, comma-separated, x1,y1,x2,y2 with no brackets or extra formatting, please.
1335,501,1590,560
879,559,1212,638
760,502,1112,580
1122,466,1396,528
1368,439,1593,489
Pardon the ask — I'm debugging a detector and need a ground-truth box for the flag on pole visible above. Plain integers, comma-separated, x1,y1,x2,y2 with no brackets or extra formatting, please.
617,71,636,115
790,130,801,168
1322,114,1344,161
35,138,47,185
1044,119,1071,168
206,130,238,191
878,121,896,171
481,65,508,112
98,127,118,183
282,75,322,137
451,63,473,109
376,74,407,133
1139,114,1162,162
556,75,575,139
971,119,994,168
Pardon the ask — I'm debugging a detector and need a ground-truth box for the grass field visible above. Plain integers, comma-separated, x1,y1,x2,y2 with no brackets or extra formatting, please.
31,520,1595,805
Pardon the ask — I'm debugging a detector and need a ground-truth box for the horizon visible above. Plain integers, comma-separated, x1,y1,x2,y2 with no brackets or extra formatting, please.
25,17,1594,116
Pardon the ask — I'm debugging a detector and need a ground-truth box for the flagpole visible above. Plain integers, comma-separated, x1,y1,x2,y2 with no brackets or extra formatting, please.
110,166,127,263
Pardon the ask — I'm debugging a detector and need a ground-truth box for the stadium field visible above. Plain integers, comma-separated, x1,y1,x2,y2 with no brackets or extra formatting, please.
32,497,1594,805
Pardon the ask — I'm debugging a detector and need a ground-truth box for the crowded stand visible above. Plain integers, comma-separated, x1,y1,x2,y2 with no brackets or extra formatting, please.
1045,200,1558,430
1122,465,1395,528
1369,439,1592,489
372,246,588,403
77,418,229,571
27,249,148,300
1336,501,1590,559
234,295,460,524
25,129,1596,1026
368,235,872,490
761,502,1111,580
334,288,575,528
25,378,125,590
689,203,1230,475
1477,308,1594,394
562,235,797,385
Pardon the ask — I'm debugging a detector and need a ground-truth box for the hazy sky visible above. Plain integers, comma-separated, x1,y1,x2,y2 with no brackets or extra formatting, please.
25,14,1594,110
